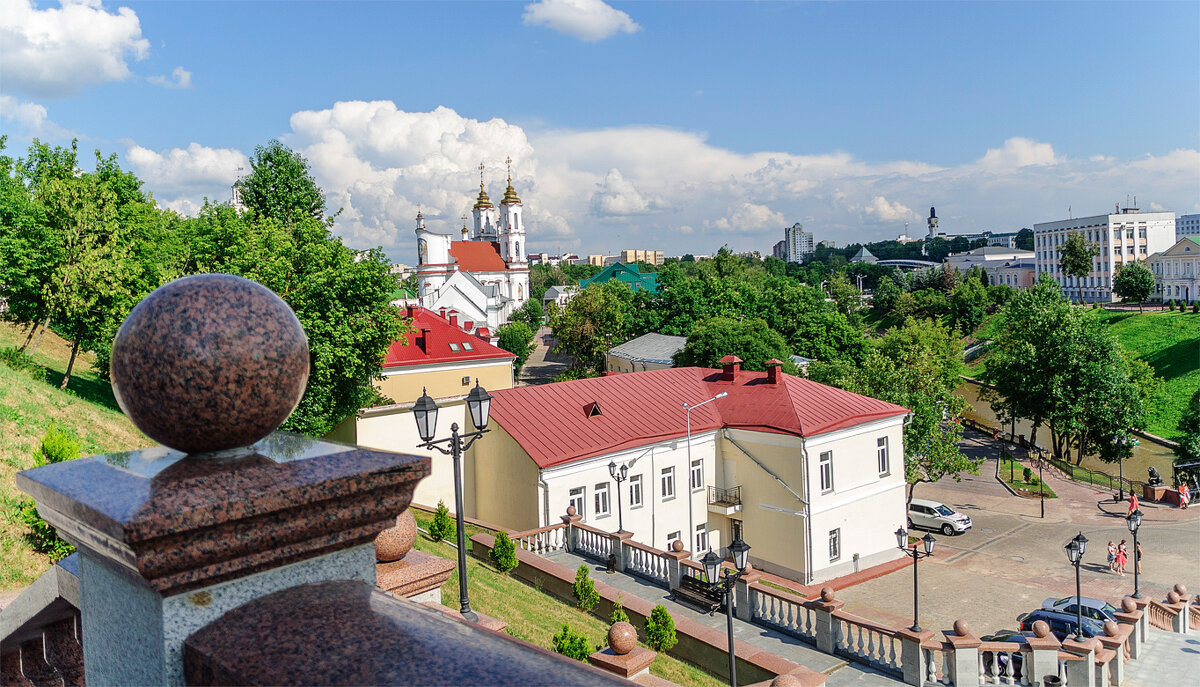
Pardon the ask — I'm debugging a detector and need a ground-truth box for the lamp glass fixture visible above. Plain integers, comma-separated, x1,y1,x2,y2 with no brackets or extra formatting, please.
895,527,908,549
1127,508,1142,533
412,387,439,442
700,550,722,583
729,538,751,572
1073,531,1088,556
608,460,617,479
620,464,629,480
465,379,492,430
921,532,935,555
1065,539,1080,564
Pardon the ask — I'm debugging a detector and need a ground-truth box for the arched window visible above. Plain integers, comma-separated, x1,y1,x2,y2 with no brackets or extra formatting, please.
515,241,520,256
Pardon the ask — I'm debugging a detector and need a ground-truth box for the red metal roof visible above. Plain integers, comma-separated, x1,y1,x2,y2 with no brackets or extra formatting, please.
488,367,909,469
449,241,507,272
383,307,514,368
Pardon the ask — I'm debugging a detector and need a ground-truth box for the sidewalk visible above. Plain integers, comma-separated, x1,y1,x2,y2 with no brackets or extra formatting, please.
544,549,905,686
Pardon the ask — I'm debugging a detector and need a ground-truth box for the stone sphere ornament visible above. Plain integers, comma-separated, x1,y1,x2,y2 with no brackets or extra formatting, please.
1032,620,1050,638
820,587,835,603
608,622,637,655
670,539,684,553
769,675,804,687
375,510,418,562
1121,597,1136,613
110,274,310,454
953,619,970,637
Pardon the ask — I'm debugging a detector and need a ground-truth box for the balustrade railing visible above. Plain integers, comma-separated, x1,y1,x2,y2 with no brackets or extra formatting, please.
573,523,612,562
510,523,567,555
624,540,672,587
749,585,815,642
921,641,949,686
707,485,742,506
1147,599,1176,631
680,559,703,580
1188,602,1199,630
833,611,902,677
977,641,1030,685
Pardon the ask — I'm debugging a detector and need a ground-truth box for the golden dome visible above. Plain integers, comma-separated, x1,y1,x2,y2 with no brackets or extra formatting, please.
501,175,521,205
473,182,493,209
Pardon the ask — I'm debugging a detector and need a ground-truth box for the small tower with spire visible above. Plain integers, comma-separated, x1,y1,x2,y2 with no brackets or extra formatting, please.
472,161,500,239
498,156,526,266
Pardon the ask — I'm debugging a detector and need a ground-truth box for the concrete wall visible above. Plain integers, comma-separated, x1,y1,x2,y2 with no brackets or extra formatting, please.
471,424,541,530
376,359,513,405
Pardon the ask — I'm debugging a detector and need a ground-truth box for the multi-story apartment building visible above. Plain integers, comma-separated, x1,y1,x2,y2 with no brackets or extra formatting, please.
1177,213,1200,240
1033,207,1176,302
620,249,665,266
781,222,814,263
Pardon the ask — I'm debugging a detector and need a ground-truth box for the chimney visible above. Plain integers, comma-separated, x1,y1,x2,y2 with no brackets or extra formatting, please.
718,355,742,381
448,313,458,327
417,327,432,354
765,359,784,384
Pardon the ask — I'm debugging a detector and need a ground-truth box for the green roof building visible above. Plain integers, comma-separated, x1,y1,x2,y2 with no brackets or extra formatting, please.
579,263,660,294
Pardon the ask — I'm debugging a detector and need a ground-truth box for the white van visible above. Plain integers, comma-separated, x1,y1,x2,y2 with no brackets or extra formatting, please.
907,498,972,536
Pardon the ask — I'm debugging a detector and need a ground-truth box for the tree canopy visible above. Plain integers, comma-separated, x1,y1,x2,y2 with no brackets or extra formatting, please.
1059,232,1098,303
1112,262,1154,312
236,140,327,224
673,316,798,373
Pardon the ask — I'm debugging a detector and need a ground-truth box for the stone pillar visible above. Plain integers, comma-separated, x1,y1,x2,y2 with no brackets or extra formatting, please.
1025,620,1063,687
1169,585,1190,633
943,620,981,687
14,275,432,687
1131,597,1150,643
588,622,655,680
664,540,689,589
895,626,935,687
734,569,761,623
609,531,634,573
808,587,845,656
1061,637,1097,687
1096,621,1127,687
1114,597,1143,659
561,507,582,552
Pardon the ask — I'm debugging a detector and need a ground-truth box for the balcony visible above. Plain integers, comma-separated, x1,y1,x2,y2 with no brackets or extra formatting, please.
707,485,743,515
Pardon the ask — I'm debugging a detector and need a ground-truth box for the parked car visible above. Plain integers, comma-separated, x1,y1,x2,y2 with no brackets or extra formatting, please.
979,630,1031,679
1041,596,1119,623
1017,609,1103,640
907,498,972,535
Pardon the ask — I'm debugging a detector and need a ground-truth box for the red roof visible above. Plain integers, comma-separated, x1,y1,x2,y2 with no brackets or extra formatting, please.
488,367,909,469
449,241,507,272
383,307,514,368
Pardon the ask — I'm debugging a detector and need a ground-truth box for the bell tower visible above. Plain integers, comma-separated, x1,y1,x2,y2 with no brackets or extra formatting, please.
499,156,525,266
472,162,499,240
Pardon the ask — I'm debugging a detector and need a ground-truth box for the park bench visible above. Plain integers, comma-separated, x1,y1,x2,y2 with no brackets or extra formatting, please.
672,574,723,613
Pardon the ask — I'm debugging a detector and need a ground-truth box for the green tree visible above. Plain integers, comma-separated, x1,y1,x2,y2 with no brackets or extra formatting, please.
573,564,599,611
489,531,519,573
1059,232,1099,304
549,280,634,375
873,275,902,313
1112,262,1154,312
497,321,537,378
1015,228,1034,251
513,298,545,328
644,605,677,652
673,316,796,373
947,277,988,335
236,140,326,224
428,500,454,542
610,597,630,625
1174,389,1200,464
551,624,593,662
18,425,82,561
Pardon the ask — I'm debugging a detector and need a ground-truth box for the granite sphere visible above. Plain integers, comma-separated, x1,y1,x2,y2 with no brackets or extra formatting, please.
1167,591,1180,604
1102,620,1118,637
670,539,684,553
952,619,970,637
770,675,804,687
608,622,637,655
1032,620,1050,638
1174,583,1188,597
566,505,577,517
375,510,418,562
819,587,835,603
1121,597,1136,613
110,274,309,454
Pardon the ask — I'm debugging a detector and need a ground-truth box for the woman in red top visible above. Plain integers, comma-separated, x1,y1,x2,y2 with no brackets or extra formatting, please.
1115,540,1128,576
1128,493,1139,515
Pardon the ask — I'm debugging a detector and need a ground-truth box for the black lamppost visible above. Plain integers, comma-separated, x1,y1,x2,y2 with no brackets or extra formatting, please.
1064,532,1089,640
608,460,629,534
1038,456,1045,519
701,538,751,687
1126,509,1143,598
895,528,936,632
413,380,493,623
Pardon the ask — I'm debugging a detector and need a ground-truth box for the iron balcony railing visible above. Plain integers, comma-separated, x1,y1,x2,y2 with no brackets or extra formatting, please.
708,485,741,506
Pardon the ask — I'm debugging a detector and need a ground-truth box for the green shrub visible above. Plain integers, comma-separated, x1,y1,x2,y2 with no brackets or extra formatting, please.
573,564,599,612
490,531,519,573
1167,299,1176,311
645,604,677,652
551,624,593,662
19,425,82,562
1022,467,1033,483
0,346,43,380
428,500,454,542
610,596,630,625
1192,302,1198,314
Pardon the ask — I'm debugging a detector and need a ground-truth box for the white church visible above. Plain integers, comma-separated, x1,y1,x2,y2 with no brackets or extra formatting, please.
415,162,531,334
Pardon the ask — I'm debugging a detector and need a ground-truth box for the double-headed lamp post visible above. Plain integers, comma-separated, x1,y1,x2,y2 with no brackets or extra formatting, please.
701,539,751,687
608,460,630,533
894,528,936,632
1126,509,1143,598
413,380,493,623
1064,532,1089,640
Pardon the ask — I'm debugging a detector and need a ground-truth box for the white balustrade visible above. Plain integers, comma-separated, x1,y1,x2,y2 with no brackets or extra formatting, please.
624,543,670,586
834,615,901,676
574,526,612,562
514,525,566,555
977,645,1031,685
749,587,816,642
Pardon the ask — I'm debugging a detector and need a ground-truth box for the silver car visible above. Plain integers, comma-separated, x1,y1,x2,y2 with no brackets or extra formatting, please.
908,498,972,536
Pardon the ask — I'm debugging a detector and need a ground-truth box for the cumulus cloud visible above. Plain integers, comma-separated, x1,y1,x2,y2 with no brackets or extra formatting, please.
0,0,150,98
125,142,248,209
863,196,917,222
590,168,662,216
709,203,786,233
977,137,1059,170
522,0,640,42
148,66,191,89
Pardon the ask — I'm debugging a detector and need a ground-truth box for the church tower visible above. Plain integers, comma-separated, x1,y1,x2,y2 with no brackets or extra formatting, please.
472,162,500,240
498,156,526,267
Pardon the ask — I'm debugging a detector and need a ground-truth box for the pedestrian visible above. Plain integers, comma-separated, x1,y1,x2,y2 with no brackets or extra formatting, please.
1136,541,1143,575
1180,483,1191,510
1116,540,1128,576
1128,492,1139,515
1107,541,1116,572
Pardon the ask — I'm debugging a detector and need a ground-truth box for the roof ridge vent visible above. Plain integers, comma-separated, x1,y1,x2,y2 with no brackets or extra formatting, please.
586,401,603,418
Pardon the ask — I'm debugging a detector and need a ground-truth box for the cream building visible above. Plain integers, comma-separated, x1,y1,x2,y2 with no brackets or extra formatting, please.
1148,236,1200,303
471,358,911,584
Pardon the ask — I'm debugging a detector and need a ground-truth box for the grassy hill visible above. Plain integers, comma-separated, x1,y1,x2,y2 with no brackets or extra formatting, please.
0,323,152,590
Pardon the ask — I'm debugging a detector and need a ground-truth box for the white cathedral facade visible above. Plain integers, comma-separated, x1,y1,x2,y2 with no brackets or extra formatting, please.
415,166,531,333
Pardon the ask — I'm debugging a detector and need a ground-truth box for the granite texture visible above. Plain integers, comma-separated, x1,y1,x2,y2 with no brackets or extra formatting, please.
42,616,84,687
375,549,454,598
17,433,430,595
374,509,417,562
183,580,627,686
110,274,310,454
608,621,637,655
588,645,655,679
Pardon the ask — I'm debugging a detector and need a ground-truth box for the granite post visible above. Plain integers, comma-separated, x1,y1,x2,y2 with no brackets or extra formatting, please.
734,570,761,622
943,620,980,687
1060,638,1097,687
1025,620,1063,687
896,626,935,686
809,587,844,656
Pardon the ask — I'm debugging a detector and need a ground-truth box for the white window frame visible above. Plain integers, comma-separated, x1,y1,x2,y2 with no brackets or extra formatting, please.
690,459,703,492
569,486,586,520
629,474,643,508
695,524,708,552
819,451,834,493
666,531,681,551
661,466,676,501
877,436,890,476
829,528,841,562
594,482,610,518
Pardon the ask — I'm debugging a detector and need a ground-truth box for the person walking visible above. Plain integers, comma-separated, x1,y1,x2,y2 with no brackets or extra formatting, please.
1128,492,1139,515
1107,541,1117,573
1180,483,1191,510
1116,540,1128,576
1135,541,1143,575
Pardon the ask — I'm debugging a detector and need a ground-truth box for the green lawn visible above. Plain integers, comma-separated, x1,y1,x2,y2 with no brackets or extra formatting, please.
997,457,1058,498
408,509,725,687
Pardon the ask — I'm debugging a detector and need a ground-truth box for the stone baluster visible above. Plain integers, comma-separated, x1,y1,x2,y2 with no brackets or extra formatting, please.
943,619,981,687
1025,620,1063,687
808,587,845,656
733,566,762,622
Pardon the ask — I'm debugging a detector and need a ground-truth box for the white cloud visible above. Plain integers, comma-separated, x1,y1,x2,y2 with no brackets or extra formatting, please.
590,168,662,216
124,142,248,208
709,203,786,233
0,0,150,98
863,196,917,222
0,94,72,137
148,66,191,89
522,0,640,42
977,137,1059,170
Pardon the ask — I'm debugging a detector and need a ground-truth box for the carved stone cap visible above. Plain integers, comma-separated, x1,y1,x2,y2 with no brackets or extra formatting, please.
944,619,981,648
17,434,430,595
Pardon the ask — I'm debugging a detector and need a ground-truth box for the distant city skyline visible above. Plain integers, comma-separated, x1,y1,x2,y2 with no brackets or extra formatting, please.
2,0,1197,265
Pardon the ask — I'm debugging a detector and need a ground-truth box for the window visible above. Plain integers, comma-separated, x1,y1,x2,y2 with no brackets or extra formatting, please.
695,524,708,552
1126,228,1134,239
569,487,585,519
661,467,676,500
594,483,610,517
877,436,890,475
819,451,833,492
462,341,474,351
448,343,460,352
629,474,643,508
690,459,703,491
666,531,681,551
829,529,841,562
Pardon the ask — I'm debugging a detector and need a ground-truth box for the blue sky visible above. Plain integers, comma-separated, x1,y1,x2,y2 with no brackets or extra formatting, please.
3,1,1198,264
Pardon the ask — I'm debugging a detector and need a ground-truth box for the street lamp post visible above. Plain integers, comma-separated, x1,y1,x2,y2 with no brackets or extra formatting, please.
1038,456,1045,519
701,538,751,687
413,381,493,623
895,528,936,632
1126,509,1143,598
609,460,629,533
683,391,729,556
1063,532,1089,640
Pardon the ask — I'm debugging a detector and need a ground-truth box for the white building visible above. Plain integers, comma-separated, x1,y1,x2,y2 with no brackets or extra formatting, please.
1148,236,1200,303
945,246,1035,273
781,223,814,263
415,167,531,330
1177,213,1200,240
1033,207,1176,302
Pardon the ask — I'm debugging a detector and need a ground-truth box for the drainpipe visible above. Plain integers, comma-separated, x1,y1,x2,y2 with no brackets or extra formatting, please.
799,437,813,585
539,470,550,528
